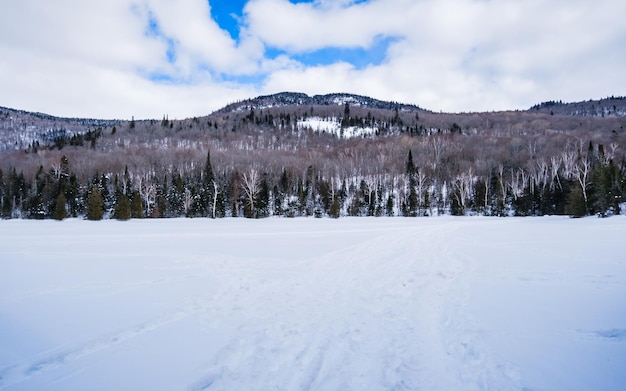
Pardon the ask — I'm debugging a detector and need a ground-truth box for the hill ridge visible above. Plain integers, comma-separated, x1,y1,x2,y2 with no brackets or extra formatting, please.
219,92,423,114
3,93,626,123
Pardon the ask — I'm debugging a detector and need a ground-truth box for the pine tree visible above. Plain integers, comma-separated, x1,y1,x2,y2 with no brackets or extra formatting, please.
86,185,104,220
113,194,131,220
203,150,215,185
201,150,215,216
329,194,341,218
386,194,395,216
60,155,70,182
130,190,144,218
66,174,80,217
1,193,11,218
256,176,270,218
123,166,132,196
406,150,415,176
406,150,418,216
52,193,67,220
565,187,587,218
341,102,350,128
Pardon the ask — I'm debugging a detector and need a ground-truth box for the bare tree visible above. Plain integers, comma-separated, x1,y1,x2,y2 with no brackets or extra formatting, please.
606,142,619,164
136,174,156,216
430,137,446,171
497,164,507,206
453,168,474,214
183,188,193,216
574,156,591,211
416,168,428,215
561,150,577,180
241,168,260,218
549,156,562,191
510,168,525,201
211,180,221,219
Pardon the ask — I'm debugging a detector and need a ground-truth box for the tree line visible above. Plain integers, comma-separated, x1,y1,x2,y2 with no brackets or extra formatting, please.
1,99,625,220
0,138,623,220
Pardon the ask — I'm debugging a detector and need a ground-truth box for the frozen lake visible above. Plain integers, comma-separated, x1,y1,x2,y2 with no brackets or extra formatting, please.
1,217,625,390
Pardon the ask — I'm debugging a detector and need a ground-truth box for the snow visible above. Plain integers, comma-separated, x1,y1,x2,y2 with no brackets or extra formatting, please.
297,117,376,138
0,216,625,391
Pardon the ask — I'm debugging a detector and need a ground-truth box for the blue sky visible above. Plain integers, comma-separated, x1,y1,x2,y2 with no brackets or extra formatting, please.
159,0,397,82
0,0,625,119
209,0,248,40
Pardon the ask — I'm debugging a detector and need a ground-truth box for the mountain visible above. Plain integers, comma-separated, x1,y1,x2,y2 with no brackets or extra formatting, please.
219,92,422,113
529,96,626,117
2,92,626,152
0,107,121,152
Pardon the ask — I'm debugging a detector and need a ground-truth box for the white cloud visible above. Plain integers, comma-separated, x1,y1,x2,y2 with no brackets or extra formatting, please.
135,0,262,75
0,1,163,68
242,0,396,52
260,0,626,112
0,0,624,118
0,0,258,118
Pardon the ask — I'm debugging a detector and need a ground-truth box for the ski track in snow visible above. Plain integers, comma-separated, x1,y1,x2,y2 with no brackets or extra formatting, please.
0,305,200,390
0,217,625,390
185,222,518,391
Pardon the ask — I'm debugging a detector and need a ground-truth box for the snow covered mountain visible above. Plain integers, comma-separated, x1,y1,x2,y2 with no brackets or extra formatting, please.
2,93,625,151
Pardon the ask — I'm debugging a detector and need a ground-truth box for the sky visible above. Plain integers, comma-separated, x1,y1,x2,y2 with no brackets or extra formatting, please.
1,0,625,119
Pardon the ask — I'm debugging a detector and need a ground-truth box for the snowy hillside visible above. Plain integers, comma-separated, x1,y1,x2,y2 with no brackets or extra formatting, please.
297,116,377,138
1,217,625,390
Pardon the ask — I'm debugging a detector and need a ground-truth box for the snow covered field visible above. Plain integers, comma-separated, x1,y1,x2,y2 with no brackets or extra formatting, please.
1,217,625,391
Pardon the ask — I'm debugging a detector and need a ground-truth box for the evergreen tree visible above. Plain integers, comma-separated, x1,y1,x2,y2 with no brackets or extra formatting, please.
113,194,131,220
565,187,587,217
3,169,25,218
26,165,47,219
123,166,132,196
473,178,487,214
52,193,67,220
341,102,350,128
406,150,415,176
152,175,167,218
60,155,70,183
1,193,11,218
168,171,185,217
406,150,418,216
130,190,144,218
256,176,270,218
201,150,215,216
297,179,306,216
329,194,341,218
386,194,395,216
66,174,81,217
203,150,215,185
86,185,104,220
280,169,290,193
99,174,112,214
229,170,241,217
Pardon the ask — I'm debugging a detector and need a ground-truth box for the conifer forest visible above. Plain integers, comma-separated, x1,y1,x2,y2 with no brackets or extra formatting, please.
1,93,625,220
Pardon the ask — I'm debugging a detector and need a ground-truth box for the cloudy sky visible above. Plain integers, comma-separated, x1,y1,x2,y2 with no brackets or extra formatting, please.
1,0,625,119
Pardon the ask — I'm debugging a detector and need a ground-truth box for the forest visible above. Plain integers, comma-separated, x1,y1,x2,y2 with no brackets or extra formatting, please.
1,93,625,220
